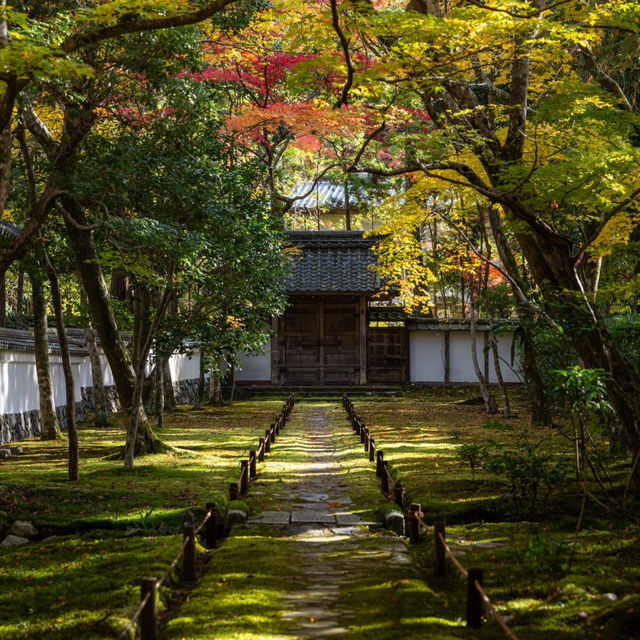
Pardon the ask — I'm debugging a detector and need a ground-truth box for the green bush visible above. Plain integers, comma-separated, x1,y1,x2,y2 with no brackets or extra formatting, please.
484,433,569,520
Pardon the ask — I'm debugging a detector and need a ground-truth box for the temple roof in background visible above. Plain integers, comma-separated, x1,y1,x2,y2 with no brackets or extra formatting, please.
0,220,20,240
289,180,363,210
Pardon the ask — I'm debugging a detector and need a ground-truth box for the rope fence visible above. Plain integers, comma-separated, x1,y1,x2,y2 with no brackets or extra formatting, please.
117,394,296,640
342,393,520,640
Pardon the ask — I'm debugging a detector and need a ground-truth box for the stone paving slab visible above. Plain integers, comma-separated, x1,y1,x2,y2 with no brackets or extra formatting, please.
250,511,291,524
334,513,376,526
290,510,337,524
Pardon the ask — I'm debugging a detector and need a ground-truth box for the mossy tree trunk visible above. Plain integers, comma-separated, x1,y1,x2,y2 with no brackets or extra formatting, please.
43,252,79,481
30,271,61,440
62,198,161,455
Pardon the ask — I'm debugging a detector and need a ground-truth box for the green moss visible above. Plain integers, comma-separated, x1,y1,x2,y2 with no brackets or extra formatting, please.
377,502,403,519
226,500,249,515
0,400,284,639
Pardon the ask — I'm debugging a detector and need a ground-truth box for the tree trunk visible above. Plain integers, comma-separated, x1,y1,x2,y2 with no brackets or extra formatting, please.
469,285,498,414
44,253,79,481
0,271,5,328
509,219,640,484
154,360,165,429
16,270,24,328
490,333,512,418
123,286,173,469
193,351,205,409
30,272,61,440
209,369,223,405
132,286,151,375
485,205,552,425
85,321,107,426
162,357,176,410
62,198,161,454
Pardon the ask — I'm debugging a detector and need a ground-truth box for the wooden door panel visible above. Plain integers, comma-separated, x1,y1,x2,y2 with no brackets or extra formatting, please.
367,327,407,383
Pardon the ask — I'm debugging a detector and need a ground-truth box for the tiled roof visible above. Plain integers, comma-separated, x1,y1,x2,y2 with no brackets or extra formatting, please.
289,181,369,210
0,328,89,356
0,219,20,239
285,231,381,294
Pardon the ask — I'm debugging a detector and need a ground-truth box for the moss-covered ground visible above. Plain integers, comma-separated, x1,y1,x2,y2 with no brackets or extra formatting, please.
1,391,638,639
349,388,640,639
0,400,284,639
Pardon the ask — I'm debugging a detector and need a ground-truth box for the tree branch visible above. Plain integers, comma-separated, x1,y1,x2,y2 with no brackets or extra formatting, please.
577,46,634,113
61,0,237,52
331,0,356,108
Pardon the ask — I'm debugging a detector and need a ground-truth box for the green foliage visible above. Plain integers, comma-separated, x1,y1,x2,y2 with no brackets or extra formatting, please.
456,442,487,480
552,366,613,419
484,434,569,520
520,533,570,576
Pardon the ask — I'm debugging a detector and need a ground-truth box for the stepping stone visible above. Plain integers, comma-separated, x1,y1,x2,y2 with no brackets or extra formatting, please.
291,511,336,524
251,511,291,524
335,513,373,525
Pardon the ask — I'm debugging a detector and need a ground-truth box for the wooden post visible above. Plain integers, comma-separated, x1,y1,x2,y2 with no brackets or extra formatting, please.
275,417,281,436
364,429,370,452
258,438,265,462
360,424,366,444
249,451,257,478
183,524,196,582
205,503,217,548
270,423,276,444
369,438,376,462
240,461,249,496
407,503,421,544
434,521,446,577
376,450,384,477
394,481,405,507
229,482,239,501
466,568,484,628
265,430,271,453
381,462,390,493
140,577,157,640
359,295,367,384
444,330,450,386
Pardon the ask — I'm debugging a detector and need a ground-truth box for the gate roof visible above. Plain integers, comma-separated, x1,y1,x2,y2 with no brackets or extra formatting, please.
285,231,381,294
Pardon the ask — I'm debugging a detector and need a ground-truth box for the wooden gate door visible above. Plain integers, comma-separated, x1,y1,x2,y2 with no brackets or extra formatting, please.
278,299,319,385
322,298,359,385
278,296,360,385
367,327,408,383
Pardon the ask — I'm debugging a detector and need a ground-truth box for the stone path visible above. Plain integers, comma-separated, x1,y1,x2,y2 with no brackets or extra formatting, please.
241,404,448,639
246,409,401,636
165,401,464,640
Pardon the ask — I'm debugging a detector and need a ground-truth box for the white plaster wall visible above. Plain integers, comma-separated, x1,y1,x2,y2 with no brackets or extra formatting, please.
409,329,521,384
0,347,201,417
0,353,40,414
409,331,445,383
235,340,272,382
169,351,200,382
449,331,484,383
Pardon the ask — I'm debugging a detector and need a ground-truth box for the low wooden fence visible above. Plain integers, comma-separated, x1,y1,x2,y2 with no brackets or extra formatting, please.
117,394,296,640
342,393,519,640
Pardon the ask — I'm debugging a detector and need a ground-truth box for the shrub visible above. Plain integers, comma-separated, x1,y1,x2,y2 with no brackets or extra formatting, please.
484,433,569,520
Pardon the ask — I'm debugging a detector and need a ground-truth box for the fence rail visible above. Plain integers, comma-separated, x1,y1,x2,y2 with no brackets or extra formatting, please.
117,394,296,640
342,393,519,640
